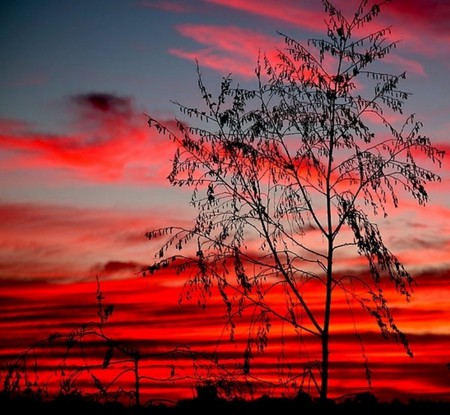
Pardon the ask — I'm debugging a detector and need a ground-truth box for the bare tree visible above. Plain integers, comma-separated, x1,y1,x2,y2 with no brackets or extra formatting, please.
145,0,444,402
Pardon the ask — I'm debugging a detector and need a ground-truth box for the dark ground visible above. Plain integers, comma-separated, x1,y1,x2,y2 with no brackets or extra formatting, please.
2,392,450,415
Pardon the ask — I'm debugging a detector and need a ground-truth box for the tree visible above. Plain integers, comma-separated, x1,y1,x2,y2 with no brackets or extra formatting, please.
144,0,444,402
1,277,144,405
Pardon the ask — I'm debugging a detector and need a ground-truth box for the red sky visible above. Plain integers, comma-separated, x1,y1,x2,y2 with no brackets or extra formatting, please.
0,0,449,404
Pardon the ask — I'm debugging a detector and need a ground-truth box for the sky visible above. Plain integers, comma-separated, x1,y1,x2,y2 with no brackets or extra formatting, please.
0,0,449,404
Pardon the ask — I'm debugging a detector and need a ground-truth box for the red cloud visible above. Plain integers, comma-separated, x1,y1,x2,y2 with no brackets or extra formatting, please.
387,0,450,36
170,24,281,78
205,0,326,32
0,202,191,281
206,0,450,41
169,19,427,81
199,0,446,72
0,93,177,184
170,23,346,80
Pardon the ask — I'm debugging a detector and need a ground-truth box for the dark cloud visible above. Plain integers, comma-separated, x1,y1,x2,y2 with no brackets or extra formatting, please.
89,260,149,279
98,260,142,274
70,92,133,116
415,267,450,287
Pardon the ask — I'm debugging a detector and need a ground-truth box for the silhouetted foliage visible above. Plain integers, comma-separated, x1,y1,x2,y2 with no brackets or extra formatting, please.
145,0,444,402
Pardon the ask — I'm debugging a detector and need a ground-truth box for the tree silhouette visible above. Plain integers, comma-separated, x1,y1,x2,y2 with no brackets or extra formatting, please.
1,277,217,407
144,0,444,402
1,277,146,405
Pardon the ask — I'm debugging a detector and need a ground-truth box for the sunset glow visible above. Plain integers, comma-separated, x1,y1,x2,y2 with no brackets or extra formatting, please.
0,0,449,405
